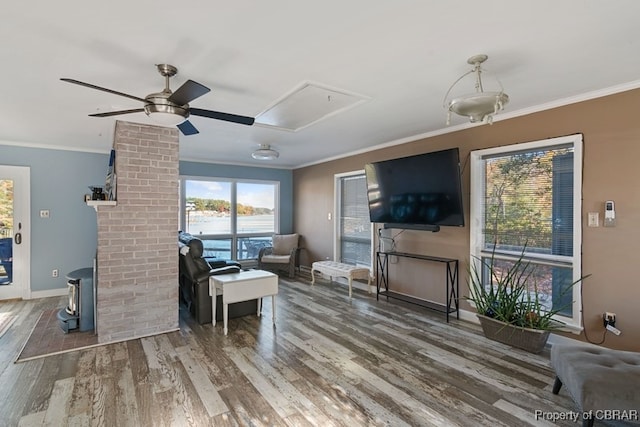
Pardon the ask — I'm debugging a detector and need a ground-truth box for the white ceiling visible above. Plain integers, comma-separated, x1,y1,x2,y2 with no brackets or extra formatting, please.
2,1,640,169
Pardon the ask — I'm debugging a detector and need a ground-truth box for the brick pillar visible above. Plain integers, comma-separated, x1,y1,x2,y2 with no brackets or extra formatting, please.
95,121,179,343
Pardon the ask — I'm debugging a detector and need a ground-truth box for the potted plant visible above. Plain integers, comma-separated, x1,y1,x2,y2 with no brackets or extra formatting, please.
466,245,588,353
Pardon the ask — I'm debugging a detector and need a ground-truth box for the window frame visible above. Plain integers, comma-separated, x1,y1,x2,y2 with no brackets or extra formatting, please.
179,176,280,261
334,170,373,270
469,134,583,329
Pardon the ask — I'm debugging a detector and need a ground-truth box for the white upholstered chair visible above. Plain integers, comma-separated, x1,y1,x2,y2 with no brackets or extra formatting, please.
257,233,300,278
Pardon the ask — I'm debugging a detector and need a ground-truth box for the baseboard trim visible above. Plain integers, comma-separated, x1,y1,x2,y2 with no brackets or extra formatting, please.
458,308,479,324
301,268,489,318
28,288,68,299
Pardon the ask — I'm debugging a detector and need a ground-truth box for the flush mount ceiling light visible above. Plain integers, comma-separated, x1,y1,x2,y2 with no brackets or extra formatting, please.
252,144,279,160
443,54,509,125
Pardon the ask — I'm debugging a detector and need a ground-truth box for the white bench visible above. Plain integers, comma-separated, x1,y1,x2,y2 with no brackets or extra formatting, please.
311,261,371,298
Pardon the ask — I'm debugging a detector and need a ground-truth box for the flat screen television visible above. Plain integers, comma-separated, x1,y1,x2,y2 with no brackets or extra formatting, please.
364,147,464,231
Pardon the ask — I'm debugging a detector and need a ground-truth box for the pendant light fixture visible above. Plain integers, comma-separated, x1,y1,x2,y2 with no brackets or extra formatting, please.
251,144,279,160
443,54,509,125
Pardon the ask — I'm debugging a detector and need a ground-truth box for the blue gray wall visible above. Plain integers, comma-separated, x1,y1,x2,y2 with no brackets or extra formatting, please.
0,144,293,293
0,145,108,293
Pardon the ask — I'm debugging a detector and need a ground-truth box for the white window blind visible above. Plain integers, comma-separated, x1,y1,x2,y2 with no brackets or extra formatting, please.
338,173,371,267
482,143,574,260
470,134,583,327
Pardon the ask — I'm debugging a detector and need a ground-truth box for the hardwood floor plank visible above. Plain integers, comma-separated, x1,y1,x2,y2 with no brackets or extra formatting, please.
293,307,550,424
373,359,511,427
237,346,335,426
0,277,584,426
175,319,246,389
492,398,568,427
416,342,567,411
140,336,190,426
217,380,287,427
140,336,175,393
270,325,410,425
17,411,45,427
110,343,141,426
42,377,75,426
22,355,62,414
67,348,96,420
237,318,366,426
125,339,155,427
301,357,412,427
280,319,452,425
170,357,217,426
284,290,560,424
223,345,298,419
175,344,229,417
0,358,45,425
66,413,90,427
142,334,212,426
91,370,116,426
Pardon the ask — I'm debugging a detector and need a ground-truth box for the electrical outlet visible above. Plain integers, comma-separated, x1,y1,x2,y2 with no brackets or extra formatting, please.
52,269,59,278
603,312,616,327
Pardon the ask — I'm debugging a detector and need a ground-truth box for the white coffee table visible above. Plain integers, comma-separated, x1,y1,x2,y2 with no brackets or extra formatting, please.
209,269,278,335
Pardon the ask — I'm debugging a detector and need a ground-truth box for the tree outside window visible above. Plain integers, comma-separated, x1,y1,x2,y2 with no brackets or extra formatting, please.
471,135,582,326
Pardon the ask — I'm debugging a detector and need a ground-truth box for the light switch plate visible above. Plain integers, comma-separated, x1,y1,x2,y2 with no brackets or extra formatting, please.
588,212,599,227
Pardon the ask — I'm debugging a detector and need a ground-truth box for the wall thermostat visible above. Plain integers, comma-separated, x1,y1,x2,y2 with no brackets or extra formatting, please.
604,200,616,227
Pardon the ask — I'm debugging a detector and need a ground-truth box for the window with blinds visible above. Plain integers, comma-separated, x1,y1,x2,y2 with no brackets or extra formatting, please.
470,134,583,326
482,144,574,257
337,173,371,267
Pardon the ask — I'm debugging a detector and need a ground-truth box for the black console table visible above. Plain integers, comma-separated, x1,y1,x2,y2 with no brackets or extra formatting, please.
376,251,459,322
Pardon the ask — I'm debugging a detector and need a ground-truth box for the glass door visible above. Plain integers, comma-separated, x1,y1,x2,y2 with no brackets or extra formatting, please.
0,165,30,300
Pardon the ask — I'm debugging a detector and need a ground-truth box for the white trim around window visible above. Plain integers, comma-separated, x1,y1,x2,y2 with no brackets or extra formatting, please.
334,170,373,270
469,134,583,330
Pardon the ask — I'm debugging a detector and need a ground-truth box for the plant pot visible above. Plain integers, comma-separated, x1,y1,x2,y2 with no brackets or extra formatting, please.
476,314,550,354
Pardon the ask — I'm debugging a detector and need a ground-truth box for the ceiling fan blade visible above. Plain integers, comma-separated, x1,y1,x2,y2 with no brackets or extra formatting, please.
168,80,210,105
190,108,255,126
89,108,145,117
61,78,147,103
177,120,199,135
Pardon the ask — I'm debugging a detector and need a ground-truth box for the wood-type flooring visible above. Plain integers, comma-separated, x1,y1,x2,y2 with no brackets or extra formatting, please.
0,274,579,426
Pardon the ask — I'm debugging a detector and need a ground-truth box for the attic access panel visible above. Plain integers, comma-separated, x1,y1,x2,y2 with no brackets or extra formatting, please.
255,82,369,132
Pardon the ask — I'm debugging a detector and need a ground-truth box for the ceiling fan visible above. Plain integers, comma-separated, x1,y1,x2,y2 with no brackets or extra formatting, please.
61,64,255,135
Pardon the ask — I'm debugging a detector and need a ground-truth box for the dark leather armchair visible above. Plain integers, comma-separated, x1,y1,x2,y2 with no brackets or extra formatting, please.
178,232,250,324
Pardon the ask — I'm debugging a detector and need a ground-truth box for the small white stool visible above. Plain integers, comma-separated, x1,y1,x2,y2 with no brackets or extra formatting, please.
311,261,371,298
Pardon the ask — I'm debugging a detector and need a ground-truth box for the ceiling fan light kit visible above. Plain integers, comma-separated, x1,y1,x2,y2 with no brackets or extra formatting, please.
144,103,188,126
252,144,279,160
61,64,255,136
443,54,509,125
